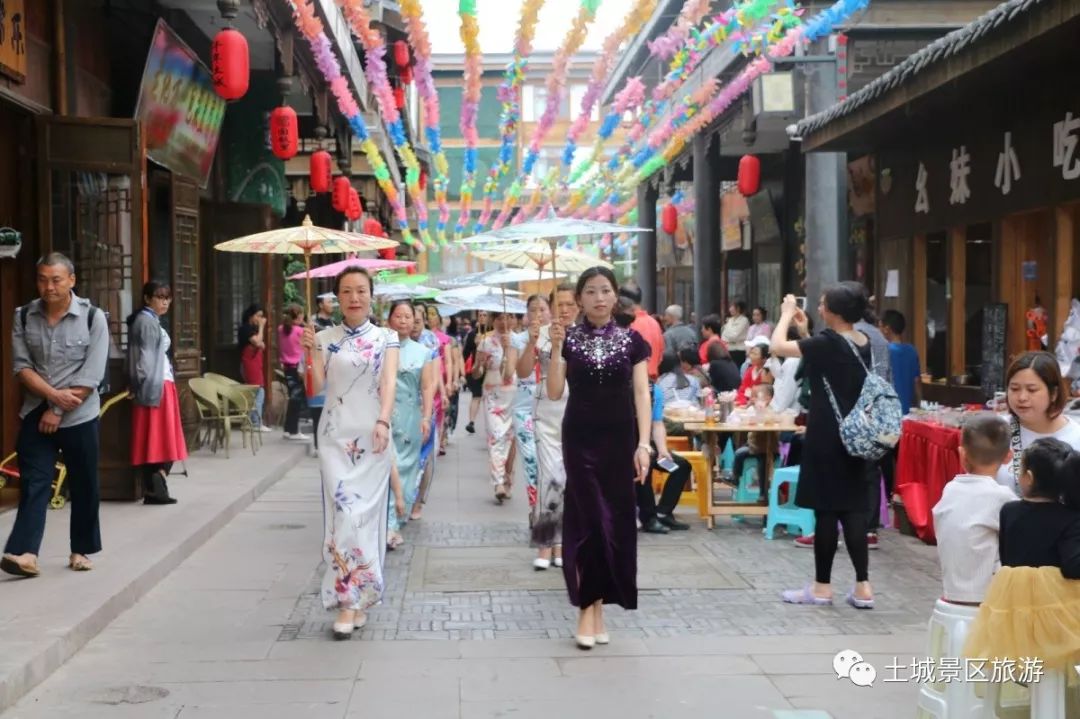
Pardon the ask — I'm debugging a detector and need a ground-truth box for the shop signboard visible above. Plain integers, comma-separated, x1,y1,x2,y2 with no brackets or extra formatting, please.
134,19,226,187
0,0,26,82
875,80,1080,239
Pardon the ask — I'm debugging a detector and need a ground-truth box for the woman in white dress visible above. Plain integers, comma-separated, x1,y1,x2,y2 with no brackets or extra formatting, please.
302,268,399,640
516,284,575,569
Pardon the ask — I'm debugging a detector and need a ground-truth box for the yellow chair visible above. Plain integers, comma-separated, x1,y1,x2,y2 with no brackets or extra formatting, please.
0,391,129,510
673,450,712,516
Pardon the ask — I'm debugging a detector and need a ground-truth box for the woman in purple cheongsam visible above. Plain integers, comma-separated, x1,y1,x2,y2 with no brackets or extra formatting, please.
546,267,653,649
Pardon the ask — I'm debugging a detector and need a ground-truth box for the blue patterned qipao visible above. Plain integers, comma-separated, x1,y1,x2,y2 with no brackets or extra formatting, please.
388,338,431,532
317,320,399,611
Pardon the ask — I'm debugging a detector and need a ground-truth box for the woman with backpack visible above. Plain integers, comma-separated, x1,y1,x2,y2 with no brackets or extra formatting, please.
127,280,185,505
770,282,880,609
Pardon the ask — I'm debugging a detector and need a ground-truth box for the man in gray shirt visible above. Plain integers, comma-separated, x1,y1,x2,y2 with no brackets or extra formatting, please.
662,304,698,355
2,253,110,577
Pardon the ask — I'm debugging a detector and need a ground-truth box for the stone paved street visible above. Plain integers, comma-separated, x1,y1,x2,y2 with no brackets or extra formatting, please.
2,406,943,719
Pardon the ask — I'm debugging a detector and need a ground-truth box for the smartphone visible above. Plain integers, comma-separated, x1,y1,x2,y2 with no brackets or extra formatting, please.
795,296,807,310
657,457,679,473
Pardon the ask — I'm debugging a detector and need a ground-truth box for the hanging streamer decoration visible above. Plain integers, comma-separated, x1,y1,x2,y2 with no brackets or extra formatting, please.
475,0,546,232
453,0,483,239
582,0,799,218
400,0,452,246
628,0,869,189
550,0,657,216
286,0,418,250
646,0,712,60
336,0,432,248
491,0,603,231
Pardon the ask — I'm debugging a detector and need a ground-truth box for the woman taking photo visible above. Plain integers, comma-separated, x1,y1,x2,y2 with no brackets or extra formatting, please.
657,351,700,405
278,305,308,441
476,312,516,503
301,267,399,640
385,300,436,548
770,283,875,609
547,267,652,649
997,351,1080,493
127,281,185,505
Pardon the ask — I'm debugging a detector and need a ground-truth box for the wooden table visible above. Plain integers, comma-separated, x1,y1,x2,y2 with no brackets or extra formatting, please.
667,415,799,529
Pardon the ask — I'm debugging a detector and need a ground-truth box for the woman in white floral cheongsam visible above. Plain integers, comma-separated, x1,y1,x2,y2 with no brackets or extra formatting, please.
302,267,398,640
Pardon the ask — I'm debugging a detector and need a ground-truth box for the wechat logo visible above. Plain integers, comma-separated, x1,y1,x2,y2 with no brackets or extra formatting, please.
834,649,876,687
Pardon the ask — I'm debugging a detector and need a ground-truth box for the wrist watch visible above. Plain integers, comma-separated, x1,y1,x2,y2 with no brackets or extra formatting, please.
50,406,64,417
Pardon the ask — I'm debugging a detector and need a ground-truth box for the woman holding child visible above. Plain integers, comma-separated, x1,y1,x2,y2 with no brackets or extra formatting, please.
997,351,1080,494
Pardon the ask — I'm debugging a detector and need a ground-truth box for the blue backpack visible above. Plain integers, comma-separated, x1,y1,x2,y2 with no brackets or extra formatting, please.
821,335,902,461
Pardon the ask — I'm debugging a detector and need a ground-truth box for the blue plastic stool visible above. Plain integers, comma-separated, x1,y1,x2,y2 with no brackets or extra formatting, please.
731,457,763,524
720,438,735,471
764,465,816,539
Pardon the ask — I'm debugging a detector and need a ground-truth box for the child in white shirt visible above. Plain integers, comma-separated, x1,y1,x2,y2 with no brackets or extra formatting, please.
932,412,1019,604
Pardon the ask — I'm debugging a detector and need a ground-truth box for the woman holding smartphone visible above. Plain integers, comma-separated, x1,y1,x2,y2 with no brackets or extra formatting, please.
547,267,652,649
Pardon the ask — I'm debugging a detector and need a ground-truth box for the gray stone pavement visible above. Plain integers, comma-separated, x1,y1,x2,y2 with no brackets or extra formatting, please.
1,405,944,719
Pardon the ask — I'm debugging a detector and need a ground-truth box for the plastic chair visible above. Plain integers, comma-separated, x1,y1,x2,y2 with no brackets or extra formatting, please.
763,465,815,539
203,372,240,386
667,436,691,452
916,600,995,718
217,384,261,456
720,438,735,471
189,378,227,454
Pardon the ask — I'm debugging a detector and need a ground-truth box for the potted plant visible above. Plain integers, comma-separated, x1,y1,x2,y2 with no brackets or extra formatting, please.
0,228,22,259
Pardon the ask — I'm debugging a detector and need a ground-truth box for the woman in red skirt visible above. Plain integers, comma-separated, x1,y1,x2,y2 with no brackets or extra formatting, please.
127,281,186,504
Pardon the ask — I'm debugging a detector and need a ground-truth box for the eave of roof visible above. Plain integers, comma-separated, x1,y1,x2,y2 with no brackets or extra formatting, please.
798,0,1079,151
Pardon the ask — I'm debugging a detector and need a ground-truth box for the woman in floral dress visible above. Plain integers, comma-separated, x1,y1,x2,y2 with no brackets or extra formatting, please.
386,300,435,549
302,267,398,640
474,312,516,502
507,298,544,563
516,285,576,570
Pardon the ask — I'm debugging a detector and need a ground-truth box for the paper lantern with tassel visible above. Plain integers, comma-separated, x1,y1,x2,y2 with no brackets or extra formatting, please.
737,155,761,197
393,40,410,68
661,203,678,234
393,87,406,110
269,106,298,160
309,150,332,194
332,176,351,213
400,65,413,85
346,188,363,221
211,28,249,100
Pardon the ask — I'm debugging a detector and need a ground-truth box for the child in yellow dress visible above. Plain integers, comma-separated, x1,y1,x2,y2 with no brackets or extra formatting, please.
964,437,1080,672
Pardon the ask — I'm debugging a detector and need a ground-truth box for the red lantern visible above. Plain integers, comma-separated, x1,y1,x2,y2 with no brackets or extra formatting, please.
211,28,249,100
393,87,406,110
400,65,413,85
393,40,410,68
661,203,678,234
332,176,351,213
378,247,396,260
346,188,362,221
406,265,417,275
419,169,427,190
363,217,383,236
269,106,298,160
737,154,761,197
309,150,332,194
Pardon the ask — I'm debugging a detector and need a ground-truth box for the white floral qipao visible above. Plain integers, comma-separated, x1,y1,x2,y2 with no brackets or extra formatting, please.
316,320,399,611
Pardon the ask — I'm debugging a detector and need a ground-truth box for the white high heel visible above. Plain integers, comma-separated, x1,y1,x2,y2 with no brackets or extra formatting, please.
331,611,366,640
553,557,563,568
595,633,610,645
532,557,551,571
332,622,355,640
575,634,595,650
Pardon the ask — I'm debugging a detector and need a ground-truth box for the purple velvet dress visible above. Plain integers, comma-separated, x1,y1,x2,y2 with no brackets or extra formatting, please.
560,320,650,609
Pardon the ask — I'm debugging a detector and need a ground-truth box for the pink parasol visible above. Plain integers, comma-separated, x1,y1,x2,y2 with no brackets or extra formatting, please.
287,256,415,280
